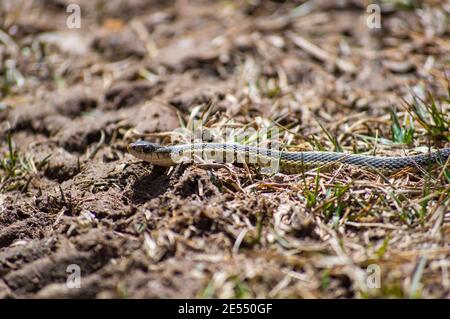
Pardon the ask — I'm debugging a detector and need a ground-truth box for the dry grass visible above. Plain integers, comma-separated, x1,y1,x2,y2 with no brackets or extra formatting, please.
0,0,449,298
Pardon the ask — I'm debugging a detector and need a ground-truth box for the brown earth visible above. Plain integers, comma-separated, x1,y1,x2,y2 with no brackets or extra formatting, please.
0,0,449,298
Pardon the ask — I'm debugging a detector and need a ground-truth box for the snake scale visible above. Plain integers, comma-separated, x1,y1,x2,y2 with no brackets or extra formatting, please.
128,141,450,174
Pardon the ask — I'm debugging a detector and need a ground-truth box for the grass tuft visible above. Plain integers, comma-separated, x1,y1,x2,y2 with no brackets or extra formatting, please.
404,90,450,142
389,107,414,144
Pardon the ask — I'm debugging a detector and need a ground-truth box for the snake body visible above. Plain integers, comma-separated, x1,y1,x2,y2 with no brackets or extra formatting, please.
128,141,450,174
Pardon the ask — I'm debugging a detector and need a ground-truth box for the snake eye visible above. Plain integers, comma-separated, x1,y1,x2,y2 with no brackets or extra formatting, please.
128,142,139,152
129,141,152,153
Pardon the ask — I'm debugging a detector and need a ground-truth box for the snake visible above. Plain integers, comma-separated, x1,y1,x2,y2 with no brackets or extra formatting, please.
128,141,450,174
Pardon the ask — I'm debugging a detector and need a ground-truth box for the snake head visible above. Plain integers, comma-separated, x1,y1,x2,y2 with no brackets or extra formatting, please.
127,141,175,166
128,141,161,157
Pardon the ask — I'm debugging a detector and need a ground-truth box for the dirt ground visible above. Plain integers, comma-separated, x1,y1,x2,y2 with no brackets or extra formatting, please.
0,0,449,298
